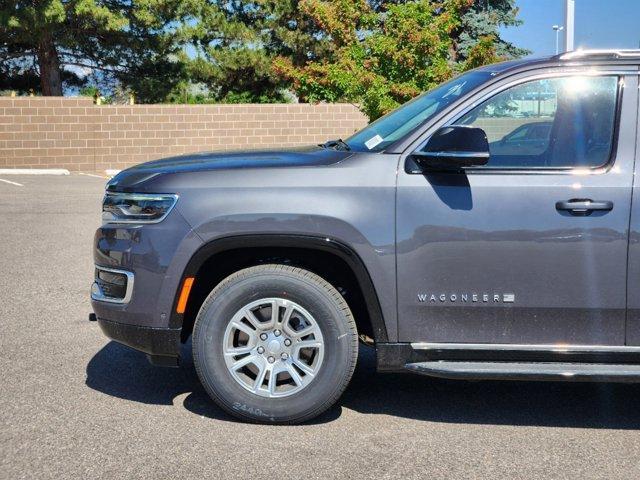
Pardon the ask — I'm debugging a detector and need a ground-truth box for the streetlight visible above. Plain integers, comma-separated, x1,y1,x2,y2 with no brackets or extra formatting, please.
565,0,575,51
553,25,564,55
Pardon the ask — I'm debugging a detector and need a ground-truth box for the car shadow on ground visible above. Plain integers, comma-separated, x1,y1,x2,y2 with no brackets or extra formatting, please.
86,341,640,428
85,340,341,425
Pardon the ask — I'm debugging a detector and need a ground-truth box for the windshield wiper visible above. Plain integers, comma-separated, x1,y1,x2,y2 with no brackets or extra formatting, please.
320,139,351,151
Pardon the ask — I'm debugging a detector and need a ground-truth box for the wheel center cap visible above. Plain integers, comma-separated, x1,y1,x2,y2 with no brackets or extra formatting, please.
267,339,282,354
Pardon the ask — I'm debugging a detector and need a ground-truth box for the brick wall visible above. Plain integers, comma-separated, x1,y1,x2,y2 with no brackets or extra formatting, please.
0,97,368,172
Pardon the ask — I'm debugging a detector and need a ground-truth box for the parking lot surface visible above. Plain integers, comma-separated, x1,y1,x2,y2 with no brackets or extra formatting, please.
2,174,640,479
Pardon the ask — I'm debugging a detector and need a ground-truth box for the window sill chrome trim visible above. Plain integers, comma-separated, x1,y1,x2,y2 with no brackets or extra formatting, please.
411,342,640,354
91,266,134,304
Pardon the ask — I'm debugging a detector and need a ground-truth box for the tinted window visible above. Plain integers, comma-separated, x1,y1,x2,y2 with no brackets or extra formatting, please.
457,76,619,168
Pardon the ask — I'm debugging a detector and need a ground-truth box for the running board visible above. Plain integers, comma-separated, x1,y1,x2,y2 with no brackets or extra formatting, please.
405,361,640,383
410,342,640,354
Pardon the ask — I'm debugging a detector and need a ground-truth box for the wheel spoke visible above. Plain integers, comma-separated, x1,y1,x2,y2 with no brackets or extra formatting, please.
224,345,254,357
283,322,316,339
294,339,322,351
286,363,304,386
280,302,295,325
267,367,278,395
230,320,257,339
231,354,258,371
292,358,315,377
243,309,265,330
269,300,281,328
292,324,316,339
252,360,268,392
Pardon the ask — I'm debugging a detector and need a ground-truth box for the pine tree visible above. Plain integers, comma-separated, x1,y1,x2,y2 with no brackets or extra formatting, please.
0,0,201,98
185,0,334,103
454,0,528,60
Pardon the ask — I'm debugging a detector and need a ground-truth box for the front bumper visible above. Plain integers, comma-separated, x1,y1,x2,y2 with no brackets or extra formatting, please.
97,317,181,366
91,205,203,366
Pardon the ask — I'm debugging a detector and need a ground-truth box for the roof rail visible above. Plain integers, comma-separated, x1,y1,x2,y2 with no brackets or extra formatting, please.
557,49,640,61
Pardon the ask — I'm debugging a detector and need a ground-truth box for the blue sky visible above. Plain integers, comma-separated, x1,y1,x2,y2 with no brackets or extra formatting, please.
500,0,640,56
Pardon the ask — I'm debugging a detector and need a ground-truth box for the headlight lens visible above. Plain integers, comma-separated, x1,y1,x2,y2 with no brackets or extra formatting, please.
102,192,178,224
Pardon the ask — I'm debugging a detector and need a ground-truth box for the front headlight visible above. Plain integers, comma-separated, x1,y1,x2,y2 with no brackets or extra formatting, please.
102,192,178,224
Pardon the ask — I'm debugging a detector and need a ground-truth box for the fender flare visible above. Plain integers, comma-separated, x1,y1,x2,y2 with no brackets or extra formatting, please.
169,234,389,342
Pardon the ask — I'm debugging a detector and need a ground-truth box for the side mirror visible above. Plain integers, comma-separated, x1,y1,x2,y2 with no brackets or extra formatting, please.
412,126,490,171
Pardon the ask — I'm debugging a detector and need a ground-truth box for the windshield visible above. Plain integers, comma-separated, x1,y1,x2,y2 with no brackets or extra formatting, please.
345,71,493,152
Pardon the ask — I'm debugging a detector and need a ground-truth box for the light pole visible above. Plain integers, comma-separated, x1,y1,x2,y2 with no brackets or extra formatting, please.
553,25,564,55
565,0,575,51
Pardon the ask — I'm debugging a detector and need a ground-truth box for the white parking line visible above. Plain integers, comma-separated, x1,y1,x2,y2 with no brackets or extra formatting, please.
0,178,24,187
79,172,107,179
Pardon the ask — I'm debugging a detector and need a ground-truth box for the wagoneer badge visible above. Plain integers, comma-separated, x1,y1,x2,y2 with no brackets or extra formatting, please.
418,293,515,303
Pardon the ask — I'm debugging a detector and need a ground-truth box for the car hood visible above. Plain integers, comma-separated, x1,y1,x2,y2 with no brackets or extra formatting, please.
106,146,353,191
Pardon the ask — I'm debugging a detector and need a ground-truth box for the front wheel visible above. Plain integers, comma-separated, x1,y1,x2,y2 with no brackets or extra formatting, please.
192,264,358,424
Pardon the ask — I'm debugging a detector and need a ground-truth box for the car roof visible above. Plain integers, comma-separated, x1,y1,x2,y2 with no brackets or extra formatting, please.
475,49,640,76
474,57,554,74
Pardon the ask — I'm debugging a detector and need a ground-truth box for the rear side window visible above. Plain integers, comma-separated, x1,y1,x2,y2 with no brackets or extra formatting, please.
456,76,619,169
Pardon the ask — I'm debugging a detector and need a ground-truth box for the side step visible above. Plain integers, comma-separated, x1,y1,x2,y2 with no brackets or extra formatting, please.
405,361,640,383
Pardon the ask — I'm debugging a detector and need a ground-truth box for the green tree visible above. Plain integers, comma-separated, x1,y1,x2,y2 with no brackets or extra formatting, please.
182,0,274,102
0,0,200,98
260,0,334,66
273,0,527,119
0,0,528,105
183,0,333,103
455,0,528,60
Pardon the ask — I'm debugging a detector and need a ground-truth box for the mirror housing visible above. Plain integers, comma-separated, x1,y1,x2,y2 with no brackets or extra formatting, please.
412,126,490,171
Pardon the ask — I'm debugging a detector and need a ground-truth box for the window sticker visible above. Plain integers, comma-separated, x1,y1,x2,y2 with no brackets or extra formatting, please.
364,134,383,150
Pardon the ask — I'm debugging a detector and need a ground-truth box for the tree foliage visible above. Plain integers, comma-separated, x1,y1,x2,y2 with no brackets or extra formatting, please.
274,0,526,119
181,0,336,103
0,0,199,98
0,0,527,106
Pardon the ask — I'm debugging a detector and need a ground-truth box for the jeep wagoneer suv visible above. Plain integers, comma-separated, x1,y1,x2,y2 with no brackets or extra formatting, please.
92,50,640,423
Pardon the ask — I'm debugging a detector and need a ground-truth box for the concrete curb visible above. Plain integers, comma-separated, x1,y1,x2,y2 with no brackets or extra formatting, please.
105,169,121,177
0,168,70,175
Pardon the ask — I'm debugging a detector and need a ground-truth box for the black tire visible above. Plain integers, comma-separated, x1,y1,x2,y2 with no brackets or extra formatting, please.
192,264,358,424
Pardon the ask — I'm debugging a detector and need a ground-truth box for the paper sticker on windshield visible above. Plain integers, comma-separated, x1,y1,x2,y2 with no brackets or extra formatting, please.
365,134,383,150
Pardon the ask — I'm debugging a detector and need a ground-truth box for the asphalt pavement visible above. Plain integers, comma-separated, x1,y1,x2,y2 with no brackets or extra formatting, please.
1,174,640,479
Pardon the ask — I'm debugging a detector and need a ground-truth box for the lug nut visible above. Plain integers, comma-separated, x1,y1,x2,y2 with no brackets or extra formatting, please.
284,339,292,346
274,329,281,337
260,333,268,341
267,356,275,364
281,353,289,360
257,346,265,354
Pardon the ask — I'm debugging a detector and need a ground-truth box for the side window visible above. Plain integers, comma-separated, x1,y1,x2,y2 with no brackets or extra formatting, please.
457,76,619,169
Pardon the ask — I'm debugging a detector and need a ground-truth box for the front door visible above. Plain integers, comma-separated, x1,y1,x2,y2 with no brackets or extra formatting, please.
396,72,637,345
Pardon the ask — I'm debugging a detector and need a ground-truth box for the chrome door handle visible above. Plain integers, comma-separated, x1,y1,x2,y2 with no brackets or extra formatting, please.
555,199,613,216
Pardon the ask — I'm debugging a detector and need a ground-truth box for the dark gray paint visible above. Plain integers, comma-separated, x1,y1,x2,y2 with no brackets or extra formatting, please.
625,79,640,345
92,209,203,328
93,151,399,339
396,72,638,345
93,56,640,352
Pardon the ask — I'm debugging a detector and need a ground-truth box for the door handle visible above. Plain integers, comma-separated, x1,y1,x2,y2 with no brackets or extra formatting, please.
555,198,614,216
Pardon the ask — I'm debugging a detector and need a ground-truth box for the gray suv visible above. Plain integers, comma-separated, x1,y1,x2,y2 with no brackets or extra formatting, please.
91,50,640,423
